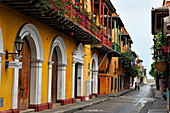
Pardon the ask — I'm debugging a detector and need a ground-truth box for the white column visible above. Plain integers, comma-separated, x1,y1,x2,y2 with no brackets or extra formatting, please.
93,71,98,94
47,61,54,102
77,64,84,96
12,56,21,109
72,62,76,98
90,72,92,95
57,64,67,100
0,53,4,88
30,59,44,105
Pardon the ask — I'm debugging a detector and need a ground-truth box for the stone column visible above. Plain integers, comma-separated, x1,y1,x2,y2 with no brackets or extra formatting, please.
77,64,84,96
12,56,21,109
93,71,98,94
30,59,44,105
0,52,4,88
57,64,67,100
47,61,54,102
72,62,76,98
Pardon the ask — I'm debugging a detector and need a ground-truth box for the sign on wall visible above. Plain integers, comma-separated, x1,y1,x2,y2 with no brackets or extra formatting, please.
0,98,4,107
5,61,22,68
155,61,166,72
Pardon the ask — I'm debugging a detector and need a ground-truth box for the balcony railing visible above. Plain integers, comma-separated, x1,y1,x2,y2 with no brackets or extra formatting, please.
102,35,112,49
61,3,101,40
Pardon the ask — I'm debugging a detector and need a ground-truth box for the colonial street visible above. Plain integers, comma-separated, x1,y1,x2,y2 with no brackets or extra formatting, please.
76,84,154,113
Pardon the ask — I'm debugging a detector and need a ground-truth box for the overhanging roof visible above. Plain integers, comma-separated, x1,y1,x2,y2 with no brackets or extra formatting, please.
112,15,124,27
151,6,169,35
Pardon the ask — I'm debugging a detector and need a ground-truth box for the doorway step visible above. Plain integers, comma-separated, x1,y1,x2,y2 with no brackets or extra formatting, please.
20,109,35,113
92,95,96,99
75,99,81,103
53,103,61,107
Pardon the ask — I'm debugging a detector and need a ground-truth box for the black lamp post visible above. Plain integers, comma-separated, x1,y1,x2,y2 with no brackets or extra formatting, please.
156,44,164,60
5,36,24,60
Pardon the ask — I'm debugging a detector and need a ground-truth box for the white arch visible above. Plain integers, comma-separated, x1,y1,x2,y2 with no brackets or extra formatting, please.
0,28,3,53
0,28,4,89
19,23,43,60
90,53,98,96
12,23,44,110
48,36,67,64
72,43,85,99
47,36,67,103
91,53,98,71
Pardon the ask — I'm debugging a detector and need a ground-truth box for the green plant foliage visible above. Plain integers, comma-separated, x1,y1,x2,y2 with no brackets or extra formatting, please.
155,30,168,46
120,52,135,75
120,52,140,87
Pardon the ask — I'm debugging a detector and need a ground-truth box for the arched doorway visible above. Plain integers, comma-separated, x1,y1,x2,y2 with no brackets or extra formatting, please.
90,53,98,97
47,36,67,106
72,43,85,101
12,23,43,111
0,28,4,87
51,48,58,103
18,38,31,109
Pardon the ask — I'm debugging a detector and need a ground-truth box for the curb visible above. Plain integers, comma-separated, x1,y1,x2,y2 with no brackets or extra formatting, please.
107,89,134,97
57,98,110,113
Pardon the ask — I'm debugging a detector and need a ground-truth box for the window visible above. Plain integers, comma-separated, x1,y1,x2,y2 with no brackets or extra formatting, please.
111,77,113,91
115,78,117,90
114,62,116,75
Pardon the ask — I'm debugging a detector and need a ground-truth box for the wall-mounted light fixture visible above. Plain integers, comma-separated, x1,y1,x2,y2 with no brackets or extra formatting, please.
5,36,24,60
156,44,163,60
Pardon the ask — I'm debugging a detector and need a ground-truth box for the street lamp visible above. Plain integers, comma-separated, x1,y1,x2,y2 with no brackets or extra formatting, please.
5,36,24,60
156,44,164,60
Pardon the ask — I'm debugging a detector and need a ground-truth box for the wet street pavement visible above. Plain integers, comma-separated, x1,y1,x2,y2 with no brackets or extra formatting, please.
75,84,154,113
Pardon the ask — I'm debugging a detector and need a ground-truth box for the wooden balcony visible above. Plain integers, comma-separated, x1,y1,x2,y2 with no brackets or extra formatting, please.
92,35,121,57
0,0,101,44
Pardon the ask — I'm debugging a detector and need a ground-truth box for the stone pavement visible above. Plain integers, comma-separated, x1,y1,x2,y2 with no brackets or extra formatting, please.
147,85,167,113
29,88,133,113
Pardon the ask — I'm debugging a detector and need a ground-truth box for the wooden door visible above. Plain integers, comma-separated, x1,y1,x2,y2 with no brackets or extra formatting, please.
98,78,100,94
74,63,78,98
118,75,120,91
51,49,58,103
18,38,31,110
107,78,109,93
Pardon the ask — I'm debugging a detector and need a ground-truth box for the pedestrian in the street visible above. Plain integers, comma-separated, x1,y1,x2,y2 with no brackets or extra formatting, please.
135,82,137,90
138,82,140,90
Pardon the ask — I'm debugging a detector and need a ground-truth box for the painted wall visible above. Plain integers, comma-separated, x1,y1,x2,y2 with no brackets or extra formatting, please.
0,4,94,111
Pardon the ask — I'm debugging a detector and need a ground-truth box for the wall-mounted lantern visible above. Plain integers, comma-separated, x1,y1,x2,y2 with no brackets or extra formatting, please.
5,36,24,60
156,44,164,60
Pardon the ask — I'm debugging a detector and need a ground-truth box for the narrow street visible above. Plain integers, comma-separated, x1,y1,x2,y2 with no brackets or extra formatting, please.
76,84,154,113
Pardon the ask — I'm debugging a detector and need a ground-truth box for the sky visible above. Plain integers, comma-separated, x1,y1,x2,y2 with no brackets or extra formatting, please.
111,0,163,79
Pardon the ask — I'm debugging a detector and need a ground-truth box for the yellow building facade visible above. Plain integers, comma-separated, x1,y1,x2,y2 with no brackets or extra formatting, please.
0,1,100,112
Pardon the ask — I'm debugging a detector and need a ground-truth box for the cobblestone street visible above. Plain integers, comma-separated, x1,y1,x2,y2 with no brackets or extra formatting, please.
76,84,154,113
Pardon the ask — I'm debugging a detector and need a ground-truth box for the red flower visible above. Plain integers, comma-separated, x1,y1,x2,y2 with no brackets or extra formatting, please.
75,2,78,6
71,32,74,35
65,0,68,2
53,7,56,11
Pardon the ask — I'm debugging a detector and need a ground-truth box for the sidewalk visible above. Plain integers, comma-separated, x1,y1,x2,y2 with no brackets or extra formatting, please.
148,85,167,113
29,88,133,113
107,88,134,97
